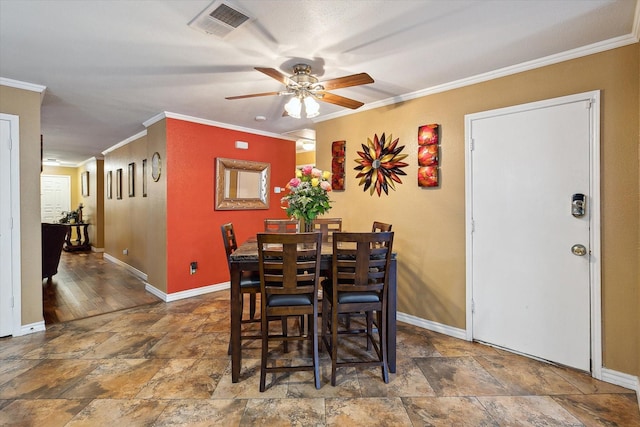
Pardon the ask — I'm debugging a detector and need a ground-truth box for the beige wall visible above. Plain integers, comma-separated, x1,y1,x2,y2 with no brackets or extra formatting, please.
0,85,43,326
104,135,152,276
104,121,167,292
316,44,640,376
77,159,104,249
145,121,167,293
296,150,315,166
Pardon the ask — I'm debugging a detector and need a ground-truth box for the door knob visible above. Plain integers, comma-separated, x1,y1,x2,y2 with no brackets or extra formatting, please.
571,244,587,256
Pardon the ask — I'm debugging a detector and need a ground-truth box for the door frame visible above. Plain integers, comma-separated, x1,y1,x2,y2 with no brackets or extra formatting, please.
0,113,22,337
464,91,602,379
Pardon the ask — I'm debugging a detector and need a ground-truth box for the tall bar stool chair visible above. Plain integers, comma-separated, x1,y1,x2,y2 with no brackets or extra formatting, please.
264,218,300,233
343,221,393,333
313,217,342,242
221,223,261,355
257,231,323,391
321,231,394,386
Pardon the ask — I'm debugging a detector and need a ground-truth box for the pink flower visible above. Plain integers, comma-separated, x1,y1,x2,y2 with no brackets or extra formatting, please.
311,168,322,178
320,181,332,191
288,177,301,188
302,165,313,176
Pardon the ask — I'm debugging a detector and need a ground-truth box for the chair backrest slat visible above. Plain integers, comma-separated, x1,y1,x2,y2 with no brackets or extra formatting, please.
264,219,300,233
332,231,394,294
372,221,392,232
220,222,238,269
257,232,322,295
313,218,342,242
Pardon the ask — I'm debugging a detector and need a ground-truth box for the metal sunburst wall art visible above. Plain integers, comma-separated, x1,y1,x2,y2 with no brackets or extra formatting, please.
354,133,408,196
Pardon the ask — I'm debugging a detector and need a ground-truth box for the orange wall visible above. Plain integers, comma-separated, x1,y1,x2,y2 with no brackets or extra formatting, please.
165,118,295,294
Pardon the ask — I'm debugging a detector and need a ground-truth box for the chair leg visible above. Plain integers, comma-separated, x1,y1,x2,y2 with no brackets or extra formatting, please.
228,293,246,356
379,309,389,384
282,316,288,353
366,311,373,351
249,293,257,319
330,303,339,386
312,310,320,389
260,310,269,392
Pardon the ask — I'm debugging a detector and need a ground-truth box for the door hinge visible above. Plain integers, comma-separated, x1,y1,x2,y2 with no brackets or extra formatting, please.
585,99,592,109
471,299,475,314
470,138,475,151
471,219,475,233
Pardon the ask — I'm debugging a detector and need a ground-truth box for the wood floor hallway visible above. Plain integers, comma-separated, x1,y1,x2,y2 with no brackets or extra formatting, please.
43,251,161,324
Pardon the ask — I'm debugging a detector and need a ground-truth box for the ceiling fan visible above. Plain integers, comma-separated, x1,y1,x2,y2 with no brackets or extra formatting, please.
225,64,374,118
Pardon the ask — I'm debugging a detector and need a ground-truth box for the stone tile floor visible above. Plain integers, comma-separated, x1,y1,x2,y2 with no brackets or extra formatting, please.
1,292,638,426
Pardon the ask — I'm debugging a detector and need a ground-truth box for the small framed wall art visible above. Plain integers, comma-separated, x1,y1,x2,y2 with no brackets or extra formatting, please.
116,168,123,199
417,124,440,187
142,158,148,197
331,140,346,191
128,162,135,197
106,170,113,199
81,171,90,197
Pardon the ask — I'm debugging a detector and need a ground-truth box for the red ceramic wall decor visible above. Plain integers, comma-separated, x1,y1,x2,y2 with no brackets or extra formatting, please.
418,124,440,187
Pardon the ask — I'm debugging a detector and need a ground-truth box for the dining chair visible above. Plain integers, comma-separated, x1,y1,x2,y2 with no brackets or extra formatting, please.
342,221,393,333
264,218,300,233
321,231,394,386
257,231,323,391
313,217,342,242
222,223,288,354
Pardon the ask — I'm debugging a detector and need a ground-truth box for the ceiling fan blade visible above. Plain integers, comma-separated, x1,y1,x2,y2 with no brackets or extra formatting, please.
255,67,293,86
225,91,281,100
317,91,365,109
319,73,374,91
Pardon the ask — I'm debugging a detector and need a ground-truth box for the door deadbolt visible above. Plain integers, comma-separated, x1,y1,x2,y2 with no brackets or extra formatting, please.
571,244,587,256
571,193,586,218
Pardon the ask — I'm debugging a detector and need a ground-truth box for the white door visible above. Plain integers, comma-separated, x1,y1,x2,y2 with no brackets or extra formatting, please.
0,114,20,337
41,175,70,223
466,91,600,372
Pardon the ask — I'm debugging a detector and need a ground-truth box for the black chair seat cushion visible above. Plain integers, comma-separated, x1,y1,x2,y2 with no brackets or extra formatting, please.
322,281,381,304
267,294,313,307
240,272,260,289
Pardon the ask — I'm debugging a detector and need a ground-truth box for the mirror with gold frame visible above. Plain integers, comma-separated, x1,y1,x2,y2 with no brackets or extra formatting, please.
215,157,270,210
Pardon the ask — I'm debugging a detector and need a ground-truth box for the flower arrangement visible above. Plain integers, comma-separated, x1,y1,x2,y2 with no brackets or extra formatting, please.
282,166,332,231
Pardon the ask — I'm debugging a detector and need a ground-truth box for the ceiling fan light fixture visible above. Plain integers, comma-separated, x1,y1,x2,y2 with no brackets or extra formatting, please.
304,96,320,118
285,96,302,118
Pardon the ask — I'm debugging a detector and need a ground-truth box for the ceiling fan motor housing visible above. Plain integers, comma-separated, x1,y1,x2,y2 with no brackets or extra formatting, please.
289,64,321,92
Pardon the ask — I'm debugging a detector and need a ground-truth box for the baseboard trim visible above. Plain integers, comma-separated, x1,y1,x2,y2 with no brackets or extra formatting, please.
145,282,230,302
91,246,104,253
601,367,640,394
103,253,148,281
397,311,467,340
19,321,46,336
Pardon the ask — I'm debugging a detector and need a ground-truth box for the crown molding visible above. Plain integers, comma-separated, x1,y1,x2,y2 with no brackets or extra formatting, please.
0,77,47,103
101,130,148,156
144,111,296,141
316,32,640,123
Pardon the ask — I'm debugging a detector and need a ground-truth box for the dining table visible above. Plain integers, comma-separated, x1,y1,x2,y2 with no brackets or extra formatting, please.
228,236,398,383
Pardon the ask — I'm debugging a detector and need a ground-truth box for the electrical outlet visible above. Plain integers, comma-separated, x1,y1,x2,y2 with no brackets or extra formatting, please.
123,249,128,255
190,261,198,275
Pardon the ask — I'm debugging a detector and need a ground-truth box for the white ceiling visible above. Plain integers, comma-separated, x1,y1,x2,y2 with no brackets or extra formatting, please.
1,0,638,165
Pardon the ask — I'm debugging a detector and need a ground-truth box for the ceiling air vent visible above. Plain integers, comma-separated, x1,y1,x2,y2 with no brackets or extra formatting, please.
188,0,252,38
